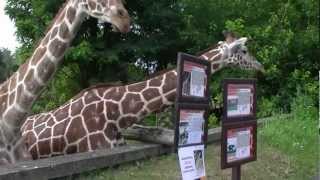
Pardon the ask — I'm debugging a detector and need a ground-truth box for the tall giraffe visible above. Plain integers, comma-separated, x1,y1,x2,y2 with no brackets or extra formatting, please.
21,36,264,159
0,0,130,164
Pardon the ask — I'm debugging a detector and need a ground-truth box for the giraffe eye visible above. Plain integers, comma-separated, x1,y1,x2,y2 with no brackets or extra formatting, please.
242,50,247,54
118,9,125,17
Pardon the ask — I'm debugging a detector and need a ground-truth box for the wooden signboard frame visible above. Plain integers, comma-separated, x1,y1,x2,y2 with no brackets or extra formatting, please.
177,52,211,104
221,120,257,169
222,79,257,123
174,103,209,151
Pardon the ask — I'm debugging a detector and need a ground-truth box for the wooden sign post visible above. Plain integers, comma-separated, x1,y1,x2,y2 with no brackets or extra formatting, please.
175,52,210,180
221,79,257,180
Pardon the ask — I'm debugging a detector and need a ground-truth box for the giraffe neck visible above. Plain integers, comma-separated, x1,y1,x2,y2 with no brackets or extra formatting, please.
1,1,85,127
0,1,86,164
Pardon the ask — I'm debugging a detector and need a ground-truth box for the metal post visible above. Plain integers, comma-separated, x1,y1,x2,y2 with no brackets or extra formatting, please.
232,165,241,180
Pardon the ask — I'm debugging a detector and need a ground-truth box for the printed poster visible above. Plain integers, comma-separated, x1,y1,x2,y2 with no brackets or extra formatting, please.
227,127,253,162
227,84,253,117
182,61,207,97
178,145,206,180
179,110,205,146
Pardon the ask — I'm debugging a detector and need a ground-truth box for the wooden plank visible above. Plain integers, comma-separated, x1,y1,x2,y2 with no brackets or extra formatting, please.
0,114,291,180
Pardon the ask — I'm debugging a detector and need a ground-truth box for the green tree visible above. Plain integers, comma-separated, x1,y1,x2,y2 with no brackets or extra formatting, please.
0,48,17,83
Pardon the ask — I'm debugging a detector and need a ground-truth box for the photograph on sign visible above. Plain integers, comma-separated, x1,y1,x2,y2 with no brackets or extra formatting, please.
178,109,205,146
182,61,207,98
178,145,206,180
227,84,254,117
227,126,254,163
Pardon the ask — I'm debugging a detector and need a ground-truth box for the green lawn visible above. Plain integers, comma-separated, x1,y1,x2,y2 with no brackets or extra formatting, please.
79,111,318,180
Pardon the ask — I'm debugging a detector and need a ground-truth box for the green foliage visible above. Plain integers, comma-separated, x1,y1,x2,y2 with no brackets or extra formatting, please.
208,114,219,128
0,48,17,83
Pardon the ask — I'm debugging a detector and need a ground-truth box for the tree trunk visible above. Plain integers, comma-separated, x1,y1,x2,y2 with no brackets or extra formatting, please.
121,124,175,145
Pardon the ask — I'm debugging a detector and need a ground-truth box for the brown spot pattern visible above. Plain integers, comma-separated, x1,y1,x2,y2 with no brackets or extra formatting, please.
29,145,38,159
49,38,67,58
31,47,47,66
78,137,88,152
88,0,96,10
34,124,46,135
47,118,55,127
85,113,106,132
142,88,160,101
66,117,86,143
70,99,84,116
50,27,59,40
66,7,76,23
162,71,177,93
84,91,100,104
37,56,56,82
165,91,176,102
212,63,219,70
38,128,52,139
52,137,66,153
9,73,17,91
106,102,120,120
104,123,118,140
147,98,163,113
53,122,66,136
121,93,144,114
127,82,146,92
18,63,28,81
59,23,70,40
149,76,163,87
16,86,33,109
24,69,41,94
104,87,126,101
38,140,51,156
89,133,110,150
54,105,69,121
8,92,14,106
82,104,97,121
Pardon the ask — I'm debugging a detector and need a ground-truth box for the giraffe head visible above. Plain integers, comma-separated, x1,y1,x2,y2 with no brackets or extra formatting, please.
79,0,131,33
223,37,264,72
202,32,264,73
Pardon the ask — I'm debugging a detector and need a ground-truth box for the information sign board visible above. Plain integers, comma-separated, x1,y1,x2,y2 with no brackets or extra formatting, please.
221,120,257,169
174,103,209,149
223,79,256,122
177,53,211,104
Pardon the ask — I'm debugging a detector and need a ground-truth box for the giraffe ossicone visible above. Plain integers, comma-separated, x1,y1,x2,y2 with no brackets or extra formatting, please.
21,36,264,159
0,0,131,164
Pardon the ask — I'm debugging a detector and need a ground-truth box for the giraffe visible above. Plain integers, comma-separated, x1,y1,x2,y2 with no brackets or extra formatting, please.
21,35,264,159
0,0,130,164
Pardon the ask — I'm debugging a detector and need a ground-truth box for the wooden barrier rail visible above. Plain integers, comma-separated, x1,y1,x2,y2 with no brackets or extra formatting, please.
0,115,291,180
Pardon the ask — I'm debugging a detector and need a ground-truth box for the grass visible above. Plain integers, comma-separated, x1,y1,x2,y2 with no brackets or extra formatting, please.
78,96,318,180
